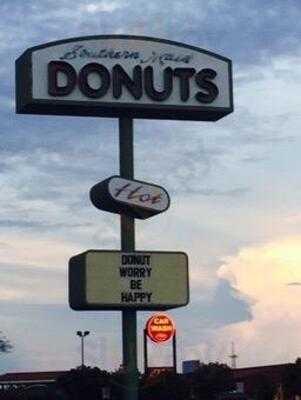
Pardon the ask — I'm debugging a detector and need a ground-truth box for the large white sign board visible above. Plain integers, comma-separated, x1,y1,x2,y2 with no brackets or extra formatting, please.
69,250,189,310
16,35,233,121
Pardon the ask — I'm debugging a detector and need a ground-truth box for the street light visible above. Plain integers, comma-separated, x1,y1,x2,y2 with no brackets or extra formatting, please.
76,330,90,367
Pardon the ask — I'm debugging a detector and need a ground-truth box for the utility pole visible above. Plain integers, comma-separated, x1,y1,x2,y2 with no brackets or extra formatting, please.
77,330,90,368
229,342,238,369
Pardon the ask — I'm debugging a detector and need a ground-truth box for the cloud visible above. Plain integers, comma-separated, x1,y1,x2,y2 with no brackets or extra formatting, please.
203,237,301,367
0,234,76,271
218,237,301,296
81,1,126,13
240,156,267,164
203,279,252,325
0,262,65,303
196,187,250,197
1,0,301,66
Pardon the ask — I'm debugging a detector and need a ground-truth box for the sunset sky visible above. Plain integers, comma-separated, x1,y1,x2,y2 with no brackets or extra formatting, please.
1,0,301,373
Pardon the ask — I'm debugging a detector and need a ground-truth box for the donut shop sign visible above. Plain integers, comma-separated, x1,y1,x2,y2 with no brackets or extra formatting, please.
16,35,233,121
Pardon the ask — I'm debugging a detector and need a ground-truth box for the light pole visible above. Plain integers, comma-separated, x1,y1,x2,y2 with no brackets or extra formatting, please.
76,330,90,368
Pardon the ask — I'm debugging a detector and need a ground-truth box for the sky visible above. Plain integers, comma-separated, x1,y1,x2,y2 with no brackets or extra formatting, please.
0,0,301,373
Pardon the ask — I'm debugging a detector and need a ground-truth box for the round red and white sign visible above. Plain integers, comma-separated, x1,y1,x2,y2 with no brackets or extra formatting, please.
146,313,175,343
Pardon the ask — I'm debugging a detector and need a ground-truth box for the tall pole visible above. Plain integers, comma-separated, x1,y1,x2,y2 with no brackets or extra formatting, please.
119,117,138,400
81,336,84,367
77,331,89,368
229,342,238,369
172,331,177,373
143,329,148,375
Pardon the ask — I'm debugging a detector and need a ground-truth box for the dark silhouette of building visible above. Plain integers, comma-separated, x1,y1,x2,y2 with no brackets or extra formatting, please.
0,362,295,399
0,371,66,390
232,363,292,398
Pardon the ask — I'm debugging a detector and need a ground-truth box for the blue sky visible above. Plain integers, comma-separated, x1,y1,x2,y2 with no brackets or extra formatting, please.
1,0,301,372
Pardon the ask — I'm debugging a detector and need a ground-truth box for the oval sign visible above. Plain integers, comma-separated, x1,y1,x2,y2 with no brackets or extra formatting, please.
146,313,175,343
16,35,233,121
90,176,170,219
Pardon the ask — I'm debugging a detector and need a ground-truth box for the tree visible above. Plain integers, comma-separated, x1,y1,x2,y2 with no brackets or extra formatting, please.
189,362,235,400
140,371,189,400
139,363,235,400
282,358,301,399
54,366,110,400
249,373,278,400
0,332,12,353
109,369,126,400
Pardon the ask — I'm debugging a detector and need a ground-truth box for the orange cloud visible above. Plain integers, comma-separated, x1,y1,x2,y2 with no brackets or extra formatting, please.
213,237,301,366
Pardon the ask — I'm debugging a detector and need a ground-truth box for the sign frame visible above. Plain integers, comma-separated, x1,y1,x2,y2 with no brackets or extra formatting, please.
16,34,233,121
69,249,189,311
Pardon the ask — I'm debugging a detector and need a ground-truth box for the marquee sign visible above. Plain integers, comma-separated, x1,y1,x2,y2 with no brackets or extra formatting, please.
90,176,170,219
146,313,175,343
69,250,189,310
16,35,233,121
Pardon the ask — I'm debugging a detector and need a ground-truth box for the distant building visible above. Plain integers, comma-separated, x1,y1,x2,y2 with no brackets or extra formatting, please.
0,371,65,390
228,363,293,400
232,363,291,396
181,361,293,399
182,359,201,374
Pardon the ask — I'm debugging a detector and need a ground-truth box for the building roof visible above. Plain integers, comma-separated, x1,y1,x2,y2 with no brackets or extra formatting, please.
0,371,67,384
233,363,292,380
231,363,294,397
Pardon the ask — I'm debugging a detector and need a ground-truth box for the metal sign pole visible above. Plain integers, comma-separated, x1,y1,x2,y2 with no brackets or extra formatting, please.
119,117,138,400
143,329,148,375
173,330,177,374
81,336,84,367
